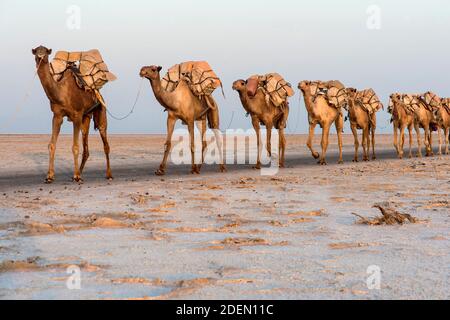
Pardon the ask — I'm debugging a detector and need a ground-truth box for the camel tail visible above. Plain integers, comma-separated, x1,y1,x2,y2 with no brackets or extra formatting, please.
93,106,102,131
204,96,220,130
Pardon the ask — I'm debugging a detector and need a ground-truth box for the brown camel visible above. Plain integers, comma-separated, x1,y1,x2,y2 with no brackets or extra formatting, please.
411,92,438,157
298,81,344,165
346,88,377,162
32,46,112,183
389,93,415,159
140,65,226,175
436,98,450,155
232,80,289,169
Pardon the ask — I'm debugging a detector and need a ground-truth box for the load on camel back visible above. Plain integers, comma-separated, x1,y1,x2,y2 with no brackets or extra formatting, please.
351,88,383,115
307,80,348,110
245,73,294,108
49,49,116,108
160,61,224,127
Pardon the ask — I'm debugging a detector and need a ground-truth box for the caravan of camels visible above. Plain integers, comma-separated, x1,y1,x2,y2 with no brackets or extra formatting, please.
31,46,450,182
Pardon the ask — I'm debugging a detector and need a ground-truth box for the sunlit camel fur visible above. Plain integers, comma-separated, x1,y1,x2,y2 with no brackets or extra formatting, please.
389,94,415,159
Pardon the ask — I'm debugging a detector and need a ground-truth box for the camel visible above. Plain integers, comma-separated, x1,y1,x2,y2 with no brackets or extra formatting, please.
298,81,344,165
412,92,438,157
232,80,289,169
32,46,112,183
139,65,226,175
346,88,377,162
389,94,416,159
435,99,450,155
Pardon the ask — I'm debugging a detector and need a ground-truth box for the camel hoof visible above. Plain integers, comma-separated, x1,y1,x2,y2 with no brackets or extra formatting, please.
106,176,114,181
155,169,166,176
253,164,262,170
353,159,358,163
191,165,201,175
318,160,327,166
372,156,377,160
312,152,320,159
45,177,54,184
219,165,227,173
72,176,83,183
338,160,344,165
279,163,285,169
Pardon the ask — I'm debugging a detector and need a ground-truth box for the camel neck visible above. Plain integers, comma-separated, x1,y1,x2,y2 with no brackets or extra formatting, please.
36,59,60,103
301,89,314,113
238,90,255,114
148,77,174,111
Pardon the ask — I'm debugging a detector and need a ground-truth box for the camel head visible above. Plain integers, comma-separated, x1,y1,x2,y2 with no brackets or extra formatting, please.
298,81,311,93
32,45,52,65
346,88,357,98
139,65,162,80
232,80,246,92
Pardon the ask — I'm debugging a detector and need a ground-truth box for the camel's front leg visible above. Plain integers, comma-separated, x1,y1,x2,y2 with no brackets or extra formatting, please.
212,129,226,173
371,122,376,160
79,116,91,176
196,120,207,171
393,121,399,156
251,117,262,170
278,128,286,168
72,120,82,182
188,122,200,174
46,114,63,184
408,125,414,158
445,127,449,155
307,122,319,160
319,123,331,165
156,115,176,176
335,113,344,164
350,123,359,162
425,125,433,157
437,125,443,156
399,125,406,159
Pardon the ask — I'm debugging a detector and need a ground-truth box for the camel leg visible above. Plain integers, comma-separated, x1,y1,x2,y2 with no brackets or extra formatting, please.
72,120,82,182
362,127,369,161
371,123,376,160
307,123,320,160
196,120,207,171
279,128,286,168
188,122,200,174
319,123,331,165
252,117,262,170
399,125,406,159
437,125,442,156
408,125,413,158
96,107,113,180
351,124,359,162
46,114,63,184
415,124,422,158
156,115,176,176
445,127,449,155
425,126,434,157
335,114,344,164
79,116,91,175
212,129,226,173
393,121,399,156
266,125,273,158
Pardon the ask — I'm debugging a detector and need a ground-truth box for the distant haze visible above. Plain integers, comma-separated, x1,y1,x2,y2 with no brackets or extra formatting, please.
1,0,449,134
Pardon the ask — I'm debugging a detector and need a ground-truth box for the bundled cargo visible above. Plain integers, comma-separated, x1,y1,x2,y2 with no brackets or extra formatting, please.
161,61,224,97
308,80,348,110
50,49,116,91
352,88,383,114
246,73,294,107
441,98,450,114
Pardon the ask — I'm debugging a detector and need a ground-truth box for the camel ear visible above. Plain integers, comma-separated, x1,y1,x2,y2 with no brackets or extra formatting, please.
157,66,162,72
32,48,36,55
47,48,52,55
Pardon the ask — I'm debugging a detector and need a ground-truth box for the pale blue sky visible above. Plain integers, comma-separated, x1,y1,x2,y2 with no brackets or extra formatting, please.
1,0,449,134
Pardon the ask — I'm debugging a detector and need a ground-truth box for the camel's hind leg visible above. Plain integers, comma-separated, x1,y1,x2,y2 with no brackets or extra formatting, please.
196,120,207,171
95,106,113,180
399,125,406,159
408,125,414,158
188,122,200,174
279,127,286,168
425,125,433,157
437,125,443,156
371,120,376,160
252,117,262,170
362,127,369,162
307,122,320,160
79,115,91,175
335,113,344,164
350,123,359,162
212,129,226,173
46,114,63,184
393,121,399,156
266,124,273,158
445,127,449,155
156,115,176,176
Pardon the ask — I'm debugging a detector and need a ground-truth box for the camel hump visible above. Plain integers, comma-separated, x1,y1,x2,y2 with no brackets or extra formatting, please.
50,49,116,90
354,88,383,113
161,61,223,97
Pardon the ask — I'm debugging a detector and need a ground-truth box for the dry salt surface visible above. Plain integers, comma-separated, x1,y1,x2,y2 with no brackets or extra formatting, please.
0,134,448,300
